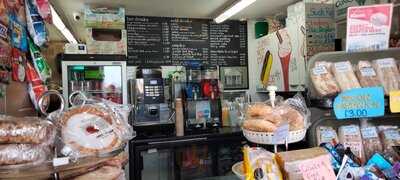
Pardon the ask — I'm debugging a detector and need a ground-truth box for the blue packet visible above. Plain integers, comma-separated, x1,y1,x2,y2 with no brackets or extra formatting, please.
8,13,28,52
367,153,393,171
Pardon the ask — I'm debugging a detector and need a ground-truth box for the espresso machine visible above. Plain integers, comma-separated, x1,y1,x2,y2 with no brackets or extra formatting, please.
130,67,174,136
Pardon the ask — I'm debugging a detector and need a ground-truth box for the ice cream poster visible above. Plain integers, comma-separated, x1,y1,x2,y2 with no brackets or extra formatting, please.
256,28,306,92
346,4,393,52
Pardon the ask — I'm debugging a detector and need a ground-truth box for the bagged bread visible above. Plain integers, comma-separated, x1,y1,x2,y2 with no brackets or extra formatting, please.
360,126,383,160
0,144,51,166
332,61,361,91
355,61,381,88
0,116,55,144
338,125,365,163
310,61,340,97
373,58,400,94
317,126,338,145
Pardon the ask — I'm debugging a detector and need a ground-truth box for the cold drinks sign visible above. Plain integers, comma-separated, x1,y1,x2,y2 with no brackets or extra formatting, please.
333,87,385,119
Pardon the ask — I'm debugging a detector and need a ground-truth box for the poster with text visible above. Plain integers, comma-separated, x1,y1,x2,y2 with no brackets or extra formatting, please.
346,4,393,52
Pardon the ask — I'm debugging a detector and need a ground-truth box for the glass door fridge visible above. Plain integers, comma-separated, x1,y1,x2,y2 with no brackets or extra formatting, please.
61,54,127,106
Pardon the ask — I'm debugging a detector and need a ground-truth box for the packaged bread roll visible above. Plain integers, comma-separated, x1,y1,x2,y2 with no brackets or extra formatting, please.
355,61,381,88
0,116,55,144
310,61,340,97
332,61,361,91
338,125,365,163
373,58,400,94
0,144,50,165
360,126,383,160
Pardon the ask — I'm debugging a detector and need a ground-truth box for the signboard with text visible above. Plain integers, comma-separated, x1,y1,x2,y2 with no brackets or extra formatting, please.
346,4,393,52
333,87,385,119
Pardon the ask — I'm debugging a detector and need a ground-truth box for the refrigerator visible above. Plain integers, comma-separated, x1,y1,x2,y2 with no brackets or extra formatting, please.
61,54,128,106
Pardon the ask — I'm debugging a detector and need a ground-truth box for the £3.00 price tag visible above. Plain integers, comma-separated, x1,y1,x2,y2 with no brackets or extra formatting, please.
333,87,384,119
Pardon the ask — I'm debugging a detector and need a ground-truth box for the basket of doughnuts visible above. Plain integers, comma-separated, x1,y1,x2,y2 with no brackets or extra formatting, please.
242,94,310,145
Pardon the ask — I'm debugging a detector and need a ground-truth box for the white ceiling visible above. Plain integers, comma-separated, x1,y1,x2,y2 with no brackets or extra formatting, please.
49,0,299,42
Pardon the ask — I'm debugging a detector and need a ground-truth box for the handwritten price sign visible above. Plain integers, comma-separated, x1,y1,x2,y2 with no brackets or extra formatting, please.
299,154,336,180
390,91,400,113
333,87,384,119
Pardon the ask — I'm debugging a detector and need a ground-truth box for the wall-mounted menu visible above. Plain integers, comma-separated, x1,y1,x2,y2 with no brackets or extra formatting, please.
126,16,247,66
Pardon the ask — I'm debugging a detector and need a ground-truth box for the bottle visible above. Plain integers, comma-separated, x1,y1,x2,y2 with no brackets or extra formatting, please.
221,101,230,127
175,98,184,136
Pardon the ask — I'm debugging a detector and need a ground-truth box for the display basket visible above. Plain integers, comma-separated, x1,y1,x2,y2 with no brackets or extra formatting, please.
242,128,306,145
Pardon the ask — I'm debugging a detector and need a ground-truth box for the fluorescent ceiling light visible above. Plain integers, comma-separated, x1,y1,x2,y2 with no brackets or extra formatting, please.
50,5,78,43
214,0,256,23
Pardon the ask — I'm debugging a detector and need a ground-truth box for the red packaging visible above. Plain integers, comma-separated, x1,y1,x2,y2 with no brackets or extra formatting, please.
25,61,47,109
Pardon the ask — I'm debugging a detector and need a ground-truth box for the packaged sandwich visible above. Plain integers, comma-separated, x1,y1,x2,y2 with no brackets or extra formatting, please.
355,61,381,88
317,126,338,145
361,126,383,160
310,61,340,97
332,61,361,92
338,125,365,163
378,126,400,162
373,58,400,95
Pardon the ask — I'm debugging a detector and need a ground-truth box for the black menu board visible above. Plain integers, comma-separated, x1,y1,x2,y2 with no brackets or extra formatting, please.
126,16,247,66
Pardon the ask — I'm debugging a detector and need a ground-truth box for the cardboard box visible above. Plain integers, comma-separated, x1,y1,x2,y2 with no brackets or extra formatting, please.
84,5,125,29
85,28,127,55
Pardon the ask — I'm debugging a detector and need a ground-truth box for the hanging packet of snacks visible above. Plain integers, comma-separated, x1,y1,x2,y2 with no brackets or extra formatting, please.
11,48,25,82
32,0,51,23
8,13,28,52
25,61,47,110
28,38,51,82
25,0,48,47
0,40,11,66
47,97,135,159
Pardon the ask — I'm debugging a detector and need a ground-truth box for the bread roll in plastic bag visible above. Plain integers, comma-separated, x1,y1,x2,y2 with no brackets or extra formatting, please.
49,98,134,158
25,0,48,47
355,61,381,88
0,115,56,144
310,61,340,97
332,61,361,91
275,93,310,131
0,143,51,166
338,125,365,163
360,126,383,160
373,58,400,95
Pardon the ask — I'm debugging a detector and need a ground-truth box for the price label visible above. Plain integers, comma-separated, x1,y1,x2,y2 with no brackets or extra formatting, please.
53,157,69,167
333,87,384,119
299,154,336,180
272,122,289,144
390,91,400,113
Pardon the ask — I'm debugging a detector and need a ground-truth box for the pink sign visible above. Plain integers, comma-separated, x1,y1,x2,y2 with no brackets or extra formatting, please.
299,154,336,180
346,4,393,52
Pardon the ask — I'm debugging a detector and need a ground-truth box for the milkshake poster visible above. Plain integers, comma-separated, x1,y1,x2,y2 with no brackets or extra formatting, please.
346,4,393,52
256,28,305,92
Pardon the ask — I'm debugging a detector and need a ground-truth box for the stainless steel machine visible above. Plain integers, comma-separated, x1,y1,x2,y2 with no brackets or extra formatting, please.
131,67,172,126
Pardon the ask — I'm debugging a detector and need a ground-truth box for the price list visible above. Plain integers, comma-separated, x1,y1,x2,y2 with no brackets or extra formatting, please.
170,18,209,65
126,16,248,66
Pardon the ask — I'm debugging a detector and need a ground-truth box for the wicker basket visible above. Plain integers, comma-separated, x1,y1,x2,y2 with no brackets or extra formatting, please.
242,128,306,145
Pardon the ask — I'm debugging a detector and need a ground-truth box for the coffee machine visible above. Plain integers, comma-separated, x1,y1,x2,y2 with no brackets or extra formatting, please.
131,67,173,127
